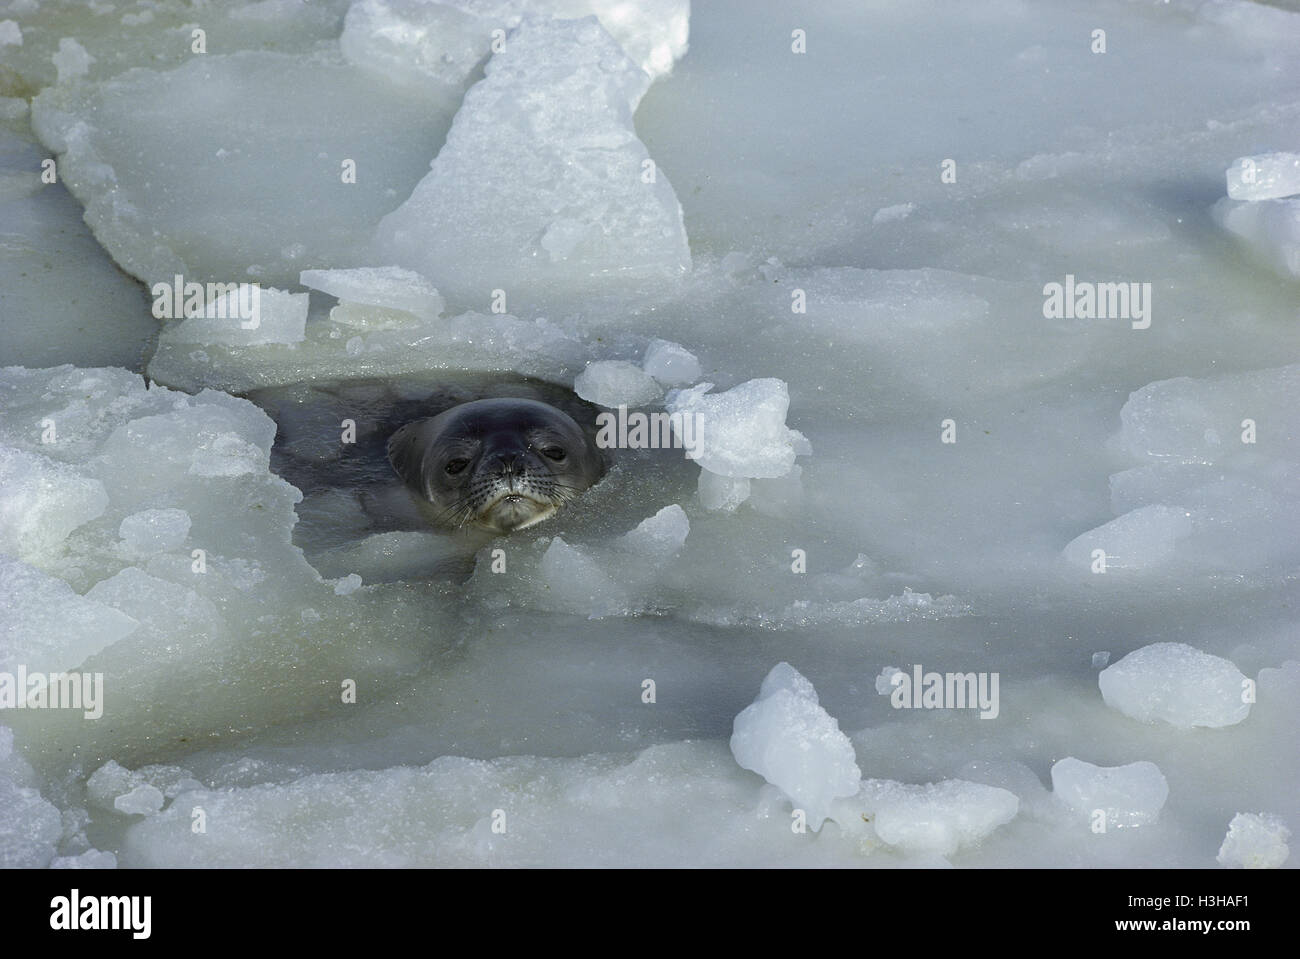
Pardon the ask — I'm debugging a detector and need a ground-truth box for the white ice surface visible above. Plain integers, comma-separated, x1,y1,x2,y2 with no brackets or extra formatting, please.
1,0,1299,869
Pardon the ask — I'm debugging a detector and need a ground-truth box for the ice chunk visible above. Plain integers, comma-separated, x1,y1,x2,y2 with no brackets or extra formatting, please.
149,309,590,395
299,266,445,322
729,662,860,831
0,445,108,559
847,779,1019,856
0,775,62,868
118,508,192,556
641,339,701,386
114,784,166,816
0,20,21,47
87,760,200,813
342,0,690,86
1118,365,1300,465
1062,504,1193,571
31,50,461,288
333,573,363,596
1051,757,1168,828
1212,197,1300,279
373,16,691,307
665,379,806,478
538,537,629,618
872,202,914,224
85,568,226,641
341,0,490,88
573,360,663,408
52,38,92,83
697,468,749,511
1099,643,1251,728
162,287,308,347
1217,812,1291,868
615,504,689,560
0,558,138,674
1226,153,1300,201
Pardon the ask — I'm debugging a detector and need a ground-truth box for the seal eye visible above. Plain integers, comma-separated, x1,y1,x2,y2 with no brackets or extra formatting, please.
445,458,470,475
540,446,566,462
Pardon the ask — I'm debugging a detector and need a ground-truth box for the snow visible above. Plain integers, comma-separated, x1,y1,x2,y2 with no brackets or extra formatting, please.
1,0,1298,869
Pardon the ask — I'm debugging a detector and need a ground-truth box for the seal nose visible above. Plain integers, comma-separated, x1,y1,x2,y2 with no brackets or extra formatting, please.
486,449,526,490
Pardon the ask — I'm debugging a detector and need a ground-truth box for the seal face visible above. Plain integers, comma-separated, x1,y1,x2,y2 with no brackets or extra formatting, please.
387,398,605,534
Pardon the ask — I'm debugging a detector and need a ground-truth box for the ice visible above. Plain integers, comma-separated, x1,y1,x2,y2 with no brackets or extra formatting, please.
538,536,630,618
86,760,200,814
1225,153,1300,201
85,568,227,641
641,338,700,386
1216,812,1291,869
1098,643,1251,729
729,662,861,831
299,267,445,322
114,785,165,817
1063,365,1300,577
0,774,62,868
573,360,662,408
0,20,21,46
837,779,1019,857
1061,504,1193,572
340,0,491,88
615,504,688,560
665,379,807,479
341,0,689,87
0,557,137,673
49,850,117,869
161,287,308,347
1050,757,1168,828
872,202,914,224
118,509,192,557
333,573,363,596
696,468,749,511
30,49,461,288
3,0,1300,871
148,309,591,394
0,445,108,560
1212,197,1300,279
373,16,691,309
51,37,91,82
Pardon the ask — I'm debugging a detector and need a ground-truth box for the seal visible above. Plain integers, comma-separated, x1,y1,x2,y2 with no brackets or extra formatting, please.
387,397,606,534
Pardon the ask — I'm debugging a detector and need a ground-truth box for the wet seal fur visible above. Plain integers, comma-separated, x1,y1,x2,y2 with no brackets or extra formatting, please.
388,398,606,534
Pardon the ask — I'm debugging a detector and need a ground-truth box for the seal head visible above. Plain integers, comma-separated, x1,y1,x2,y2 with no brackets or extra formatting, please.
387,398,605,534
